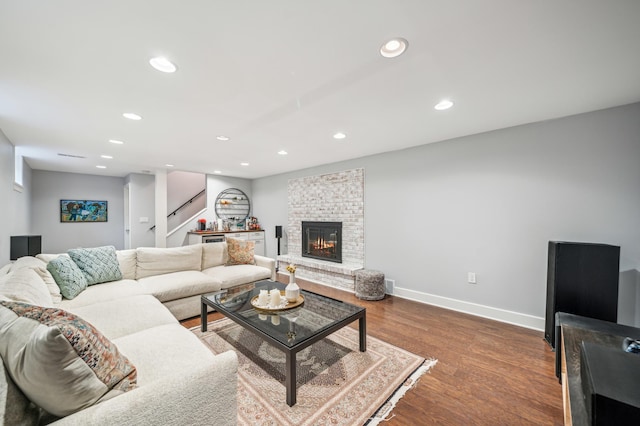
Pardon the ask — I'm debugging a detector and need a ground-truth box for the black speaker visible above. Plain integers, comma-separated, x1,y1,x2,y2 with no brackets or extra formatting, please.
545,241,620,349
275,225,282,239
10,235,42,260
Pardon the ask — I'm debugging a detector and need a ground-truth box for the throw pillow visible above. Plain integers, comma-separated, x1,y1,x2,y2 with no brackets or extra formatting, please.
0,268,53,307
226,238,256,266
0,301,137,417
68,246,123,286
47,256,88,299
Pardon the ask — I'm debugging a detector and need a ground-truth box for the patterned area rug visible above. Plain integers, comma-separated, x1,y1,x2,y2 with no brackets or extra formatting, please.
191,319,436,426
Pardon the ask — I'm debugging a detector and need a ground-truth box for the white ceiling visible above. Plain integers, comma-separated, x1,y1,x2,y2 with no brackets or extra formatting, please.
1,1,639,179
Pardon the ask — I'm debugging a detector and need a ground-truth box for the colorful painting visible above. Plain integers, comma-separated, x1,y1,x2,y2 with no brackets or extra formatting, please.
60,200,108,222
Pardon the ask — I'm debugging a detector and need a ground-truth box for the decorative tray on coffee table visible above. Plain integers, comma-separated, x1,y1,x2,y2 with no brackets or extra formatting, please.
250,291,305,312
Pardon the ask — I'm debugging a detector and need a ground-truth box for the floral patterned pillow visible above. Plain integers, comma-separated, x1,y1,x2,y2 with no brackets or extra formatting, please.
226,238,256,266
0,301,137,417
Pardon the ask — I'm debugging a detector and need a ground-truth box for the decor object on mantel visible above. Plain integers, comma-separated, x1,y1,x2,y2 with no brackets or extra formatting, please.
192,318,437,426
285,264,300,302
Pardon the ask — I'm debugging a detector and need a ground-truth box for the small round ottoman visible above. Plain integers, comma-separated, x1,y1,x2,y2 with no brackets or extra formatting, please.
355,269,385,300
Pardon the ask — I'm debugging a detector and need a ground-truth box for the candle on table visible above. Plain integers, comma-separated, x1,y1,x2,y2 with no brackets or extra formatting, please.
257,289,269,306
270,289,281,308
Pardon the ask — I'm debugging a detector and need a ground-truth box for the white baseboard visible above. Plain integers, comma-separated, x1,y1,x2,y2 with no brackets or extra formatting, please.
393,286,545,332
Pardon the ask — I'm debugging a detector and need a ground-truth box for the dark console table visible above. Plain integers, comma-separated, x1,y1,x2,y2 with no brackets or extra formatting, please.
556,312,640,425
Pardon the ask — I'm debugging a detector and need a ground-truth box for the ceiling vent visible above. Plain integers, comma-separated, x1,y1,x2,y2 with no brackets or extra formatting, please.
57,153,86,159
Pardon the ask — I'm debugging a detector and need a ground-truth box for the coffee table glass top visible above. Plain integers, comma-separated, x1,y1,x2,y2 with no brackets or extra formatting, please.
203,280,364,348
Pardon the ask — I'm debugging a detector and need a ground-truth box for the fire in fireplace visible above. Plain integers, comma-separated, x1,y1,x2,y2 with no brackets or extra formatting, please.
302,221,342,263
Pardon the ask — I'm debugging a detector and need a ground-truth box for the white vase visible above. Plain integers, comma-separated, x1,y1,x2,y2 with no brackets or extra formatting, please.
285,274,300,302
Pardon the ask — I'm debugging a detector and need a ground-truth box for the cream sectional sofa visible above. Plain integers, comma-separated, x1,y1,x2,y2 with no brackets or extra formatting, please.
0,241,275,425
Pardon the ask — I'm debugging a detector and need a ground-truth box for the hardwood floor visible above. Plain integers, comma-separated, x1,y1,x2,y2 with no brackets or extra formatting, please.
181,276,564,425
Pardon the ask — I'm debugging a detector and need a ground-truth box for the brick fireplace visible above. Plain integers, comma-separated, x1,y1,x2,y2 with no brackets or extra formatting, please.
278,168,364,291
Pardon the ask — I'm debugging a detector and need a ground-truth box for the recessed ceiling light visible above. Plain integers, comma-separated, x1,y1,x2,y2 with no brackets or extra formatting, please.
213,170,222,174
123,112,142,120
109,139,124,145
434,100,454,110
165,164,174,167
100,155,113,159
149,57,177,73
380,38,408,58
240,162,250,166
333,132,346,140
278,150,288,155
96,165,106,169
216,135,230,141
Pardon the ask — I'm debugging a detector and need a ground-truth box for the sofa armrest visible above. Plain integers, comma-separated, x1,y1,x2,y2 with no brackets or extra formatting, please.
254,255,276,281
51,350,238,426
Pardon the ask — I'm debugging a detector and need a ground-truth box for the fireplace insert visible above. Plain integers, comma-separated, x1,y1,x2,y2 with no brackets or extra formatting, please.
302,221,342,263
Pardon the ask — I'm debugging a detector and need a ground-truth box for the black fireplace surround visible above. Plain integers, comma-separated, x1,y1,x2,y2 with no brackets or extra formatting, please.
302,221,342,263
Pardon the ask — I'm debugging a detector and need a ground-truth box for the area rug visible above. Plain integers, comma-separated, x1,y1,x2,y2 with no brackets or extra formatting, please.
191,318,437,426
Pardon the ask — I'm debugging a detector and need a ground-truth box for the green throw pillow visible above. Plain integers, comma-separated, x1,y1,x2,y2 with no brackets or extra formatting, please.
68,246,123,286
46,256,88,299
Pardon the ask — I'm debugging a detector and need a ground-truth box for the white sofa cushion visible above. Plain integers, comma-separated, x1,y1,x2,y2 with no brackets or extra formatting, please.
0,268,53,307
0,263,12,276
0,302,137,417
112,324,221,385
137,271,221,302
12,256,62,304
116,249,137,280
65,295,177,340
201,242,227,269
135,245,202,279
36,253,69,263
203,264,272,289
58,279,145,309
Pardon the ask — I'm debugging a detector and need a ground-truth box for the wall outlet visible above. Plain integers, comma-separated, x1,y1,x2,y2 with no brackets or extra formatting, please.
385,279,395,294
467,272,477,284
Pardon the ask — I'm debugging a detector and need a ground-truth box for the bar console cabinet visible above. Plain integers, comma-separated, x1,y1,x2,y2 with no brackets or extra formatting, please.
544,241,620,349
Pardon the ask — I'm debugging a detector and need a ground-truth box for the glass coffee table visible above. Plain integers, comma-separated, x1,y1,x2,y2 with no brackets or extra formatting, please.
201,280,366,406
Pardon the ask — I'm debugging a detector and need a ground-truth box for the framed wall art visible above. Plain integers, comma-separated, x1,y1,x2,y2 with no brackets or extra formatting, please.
60,199,108,222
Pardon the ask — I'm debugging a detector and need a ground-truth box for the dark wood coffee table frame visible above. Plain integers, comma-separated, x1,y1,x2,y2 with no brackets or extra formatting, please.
201,285,366,406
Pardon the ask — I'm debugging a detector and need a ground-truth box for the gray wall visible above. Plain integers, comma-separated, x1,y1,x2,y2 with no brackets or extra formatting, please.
0,129,31,263
31,170,125,253
253,103,640,328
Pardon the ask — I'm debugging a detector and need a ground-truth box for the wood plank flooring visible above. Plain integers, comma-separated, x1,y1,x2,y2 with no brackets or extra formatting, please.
181,275,564,425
